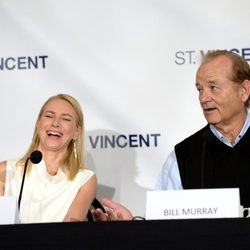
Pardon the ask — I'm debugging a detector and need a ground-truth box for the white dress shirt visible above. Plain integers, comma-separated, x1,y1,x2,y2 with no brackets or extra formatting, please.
155,112,250,190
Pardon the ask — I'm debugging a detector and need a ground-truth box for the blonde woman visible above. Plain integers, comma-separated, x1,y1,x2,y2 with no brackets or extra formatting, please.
0,94,96,223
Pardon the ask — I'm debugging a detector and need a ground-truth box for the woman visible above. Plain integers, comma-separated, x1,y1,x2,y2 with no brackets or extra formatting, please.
0,94,96,223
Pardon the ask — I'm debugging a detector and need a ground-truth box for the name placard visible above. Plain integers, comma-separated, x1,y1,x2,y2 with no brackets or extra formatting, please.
145,188,241,220
0,196,19,224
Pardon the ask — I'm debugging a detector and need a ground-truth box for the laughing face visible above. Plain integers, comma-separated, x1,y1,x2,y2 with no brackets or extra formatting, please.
195,56,246,130
36,98,80,154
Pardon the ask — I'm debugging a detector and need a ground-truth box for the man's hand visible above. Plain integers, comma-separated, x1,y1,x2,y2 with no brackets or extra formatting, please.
91,198,133,221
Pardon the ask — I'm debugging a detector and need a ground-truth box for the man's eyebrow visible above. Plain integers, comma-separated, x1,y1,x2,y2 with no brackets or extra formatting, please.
208,80,217,84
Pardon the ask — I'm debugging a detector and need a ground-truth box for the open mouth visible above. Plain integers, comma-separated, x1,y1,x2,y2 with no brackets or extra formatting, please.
204,107,217,114
47,131,63,137
205,107,216,111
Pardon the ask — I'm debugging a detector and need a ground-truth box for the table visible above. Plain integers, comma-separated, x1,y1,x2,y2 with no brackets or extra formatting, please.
1,218,250,249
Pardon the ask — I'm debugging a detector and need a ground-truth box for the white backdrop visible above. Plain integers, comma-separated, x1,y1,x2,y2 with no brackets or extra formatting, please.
1,0,250,216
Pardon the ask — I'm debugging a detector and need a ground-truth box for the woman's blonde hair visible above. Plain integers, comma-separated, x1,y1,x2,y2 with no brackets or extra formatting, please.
18,94,84,180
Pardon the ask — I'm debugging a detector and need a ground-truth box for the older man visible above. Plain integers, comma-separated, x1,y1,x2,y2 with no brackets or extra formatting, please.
93,50,250,220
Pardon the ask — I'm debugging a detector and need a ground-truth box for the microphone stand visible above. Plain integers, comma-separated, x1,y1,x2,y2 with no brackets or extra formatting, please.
17,150,43,211
200,130,213,188
18,157,30,210
201,140,206,188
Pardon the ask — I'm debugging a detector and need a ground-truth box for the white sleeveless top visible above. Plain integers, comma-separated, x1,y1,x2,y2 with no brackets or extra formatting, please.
4,160,94,223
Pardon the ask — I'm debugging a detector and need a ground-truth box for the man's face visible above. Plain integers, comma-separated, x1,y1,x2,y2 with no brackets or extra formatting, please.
195,56,246,129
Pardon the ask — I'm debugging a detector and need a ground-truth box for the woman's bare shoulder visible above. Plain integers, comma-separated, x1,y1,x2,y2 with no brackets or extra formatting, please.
0,160,7,170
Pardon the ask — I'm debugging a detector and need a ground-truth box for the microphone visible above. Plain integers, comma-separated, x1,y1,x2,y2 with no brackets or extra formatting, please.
30,150,43,164
18,150,42,210
200,130,212,188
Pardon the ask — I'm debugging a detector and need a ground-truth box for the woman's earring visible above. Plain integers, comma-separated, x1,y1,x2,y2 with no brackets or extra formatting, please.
73,140,77,159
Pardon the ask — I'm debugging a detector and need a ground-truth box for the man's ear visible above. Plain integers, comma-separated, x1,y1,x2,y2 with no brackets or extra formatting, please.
240,79,250,103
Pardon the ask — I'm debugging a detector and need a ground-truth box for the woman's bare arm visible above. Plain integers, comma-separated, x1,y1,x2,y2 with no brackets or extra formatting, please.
0,161,7,196
64,174,97,222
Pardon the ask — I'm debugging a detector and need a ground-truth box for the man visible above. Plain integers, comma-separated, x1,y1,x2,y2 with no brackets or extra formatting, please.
92,50,250,221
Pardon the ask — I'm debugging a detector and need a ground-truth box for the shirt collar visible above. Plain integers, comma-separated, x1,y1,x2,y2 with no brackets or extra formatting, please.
209,111,250,147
